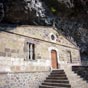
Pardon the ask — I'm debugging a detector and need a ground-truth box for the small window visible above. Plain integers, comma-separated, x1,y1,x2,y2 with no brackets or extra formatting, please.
28,43,35,60
67,51,72,63
50,33,57,42
51,34,55,40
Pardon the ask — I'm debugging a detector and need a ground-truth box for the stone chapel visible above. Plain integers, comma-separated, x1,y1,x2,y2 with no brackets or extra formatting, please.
0,25,81,72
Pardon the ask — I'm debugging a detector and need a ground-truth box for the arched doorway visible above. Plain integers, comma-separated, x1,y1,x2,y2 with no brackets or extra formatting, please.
51,50,58,69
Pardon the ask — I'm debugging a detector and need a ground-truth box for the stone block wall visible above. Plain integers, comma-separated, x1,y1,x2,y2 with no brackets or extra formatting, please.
0,57,50,72
0,25,77,48
0,31,25,58
0,72,50,88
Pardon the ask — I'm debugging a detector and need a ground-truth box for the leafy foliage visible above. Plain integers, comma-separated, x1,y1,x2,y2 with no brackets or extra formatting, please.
44,0,67,15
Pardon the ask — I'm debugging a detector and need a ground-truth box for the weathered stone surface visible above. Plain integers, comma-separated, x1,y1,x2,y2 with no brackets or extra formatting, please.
0,72,50,88
5,48,10,52
0,52,6,57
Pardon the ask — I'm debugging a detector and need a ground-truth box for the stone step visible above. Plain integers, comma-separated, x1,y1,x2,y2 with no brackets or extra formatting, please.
51,72,65,75
39,85,54,88
52,70,64,72
44,80,69,83
49,74,66,77
42,82,71,88
39,85,69,88
50,73,66,75
50,71,65,73
46,77,68,80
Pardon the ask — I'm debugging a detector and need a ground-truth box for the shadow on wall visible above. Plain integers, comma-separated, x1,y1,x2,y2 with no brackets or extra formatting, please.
0,23,19,32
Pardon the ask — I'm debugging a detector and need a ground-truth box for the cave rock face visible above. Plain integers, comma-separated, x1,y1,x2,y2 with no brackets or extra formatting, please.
0,0,88,24
0,0,53,25
0,3,4,22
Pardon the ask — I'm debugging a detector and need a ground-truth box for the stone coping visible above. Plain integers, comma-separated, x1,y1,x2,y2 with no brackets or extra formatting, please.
0,71,50,74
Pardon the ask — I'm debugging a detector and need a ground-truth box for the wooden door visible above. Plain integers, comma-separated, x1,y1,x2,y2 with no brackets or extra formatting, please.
51,50,58,69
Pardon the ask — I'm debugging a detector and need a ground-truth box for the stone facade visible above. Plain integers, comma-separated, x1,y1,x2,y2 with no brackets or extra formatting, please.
0,25,81,72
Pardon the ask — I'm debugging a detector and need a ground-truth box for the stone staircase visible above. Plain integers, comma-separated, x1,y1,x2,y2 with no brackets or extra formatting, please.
39,70,71,88
63,64,88,88
72,66,88,82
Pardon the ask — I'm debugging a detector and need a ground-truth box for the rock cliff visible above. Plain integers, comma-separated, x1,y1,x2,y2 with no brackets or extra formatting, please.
0,0,53,25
